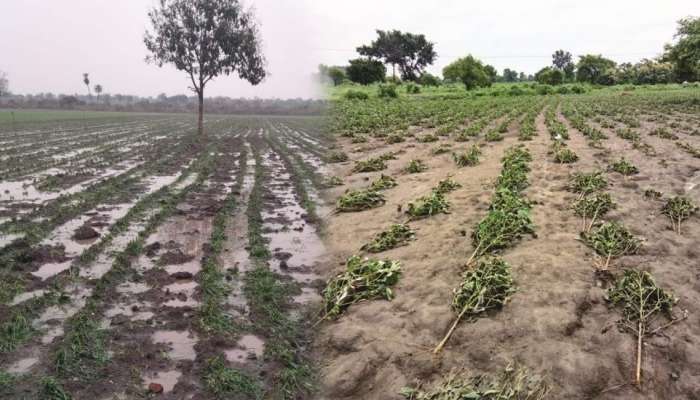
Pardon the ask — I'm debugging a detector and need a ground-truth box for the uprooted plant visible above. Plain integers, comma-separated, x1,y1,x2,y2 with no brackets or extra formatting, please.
400,363,548,400
568,171,607,198
434,257,515,354
320,256,401,321
406,190,450,219
661,196,697,235
582,221,641,270
369,174,398,191
361,224,415,253
573,192,616,232
353,156,387,173
453,145,481,167
435,177,462,194
405,159,428,174
607,269,678,386
327,151,349,163
336,189,385,212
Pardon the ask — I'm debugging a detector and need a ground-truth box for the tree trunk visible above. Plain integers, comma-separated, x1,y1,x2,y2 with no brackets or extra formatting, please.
197,90,205,138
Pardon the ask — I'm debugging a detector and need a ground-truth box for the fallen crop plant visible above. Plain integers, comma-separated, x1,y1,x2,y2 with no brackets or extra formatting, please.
405,159,428,173
336,189,386,212
435,177,462,194
608,269,678,386
320,256,401,321
582,221,641,270
453,145,481,167
661,196,697,235
353,156,387,173
361,223,415,253
369,174,398,191
406,190,450,219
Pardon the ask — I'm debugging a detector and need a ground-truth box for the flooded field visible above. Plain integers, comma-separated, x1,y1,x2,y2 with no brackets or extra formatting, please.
0,112,331,399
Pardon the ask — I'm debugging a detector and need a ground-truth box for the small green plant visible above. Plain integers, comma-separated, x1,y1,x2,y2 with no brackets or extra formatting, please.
406,190,450,218
361,224,415,253
485,130,504,142
453,145,481,167
551,144,579,164
582,221,641,270
204,356,262,399
369,174,398,191
327,151,349,163
405,159,428,174
569,171,607,197
336,189,385,212
320,256,401,320
608,270,677,386
344,90,369,100
661,196,697,235
417,133,438,143
40,377,72,400
434,257,515,354
610,158,639,176
400,364,548,400
352,157,387,173
573,192,616,232
386,134,405,144
435,177,462,194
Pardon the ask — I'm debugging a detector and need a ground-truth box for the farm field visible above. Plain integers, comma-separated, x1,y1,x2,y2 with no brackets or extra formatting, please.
0,111,332,399
315,86,700,399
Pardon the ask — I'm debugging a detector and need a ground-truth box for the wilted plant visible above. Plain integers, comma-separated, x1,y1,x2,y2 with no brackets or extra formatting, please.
643,188,662,199
417,133,438,143
369,174,397,191
661,196,697,235
400,364,548,400
610,158,639,176
336,189,385,212
406,190,450,219
351,135,368,143
320,256,401,320
405,159,428,174
608,269,677,386
432,144,452,155
573,192,616,232
378,151,398,161
435,177,462,194
323,176,344,187
361,224,415,253
327,151,349,163
551,144,579,164
434,257,515,354
569,171,607,198
353,157,387,173
386,134,405,144
582,221,641,270
485,130,504,142
453,145,481,167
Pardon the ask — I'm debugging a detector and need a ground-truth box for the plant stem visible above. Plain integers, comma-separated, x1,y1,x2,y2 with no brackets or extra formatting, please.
434,305,470,354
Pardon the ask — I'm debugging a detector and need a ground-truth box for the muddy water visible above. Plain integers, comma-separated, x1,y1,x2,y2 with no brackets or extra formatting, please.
261,149,325,302
224,334,265,363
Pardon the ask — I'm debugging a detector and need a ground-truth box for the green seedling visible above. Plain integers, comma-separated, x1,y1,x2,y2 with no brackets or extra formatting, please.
320,256,401,320
569,171,607,198
434,257,515,354
405,159,428,174
361,224,415,253
610,158,639,176
661,196,697,235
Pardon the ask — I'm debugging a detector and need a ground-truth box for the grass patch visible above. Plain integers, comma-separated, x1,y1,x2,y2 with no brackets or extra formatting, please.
434,257,515,353
608,270,677,385
336,189,386,212
40,377,72,400
204,356,263,400
361,224,415,253
320,255,401,320
661,196,697,235
582,221,641,270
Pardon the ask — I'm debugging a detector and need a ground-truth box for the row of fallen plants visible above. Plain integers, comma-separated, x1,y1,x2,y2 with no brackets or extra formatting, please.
435,146,534,354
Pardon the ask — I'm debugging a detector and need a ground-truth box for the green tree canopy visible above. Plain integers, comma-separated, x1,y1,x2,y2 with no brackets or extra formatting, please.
346,58,386,85
443,55,491,90
576,54,617,85
663,17,700,82
357,30,436,81
535,67,564,85
503,68,519,82
552,49,575,81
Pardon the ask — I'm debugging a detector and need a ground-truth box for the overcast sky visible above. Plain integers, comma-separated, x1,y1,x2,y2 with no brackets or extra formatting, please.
1,1,698,99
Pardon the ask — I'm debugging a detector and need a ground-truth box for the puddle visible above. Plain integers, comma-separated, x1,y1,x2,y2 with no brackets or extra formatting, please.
141,369,182,394
152,330,198,361
224,334,265,363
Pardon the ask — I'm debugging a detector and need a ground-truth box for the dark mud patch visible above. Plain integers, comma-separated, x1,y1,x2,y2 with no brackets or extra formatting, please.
158,248,195,266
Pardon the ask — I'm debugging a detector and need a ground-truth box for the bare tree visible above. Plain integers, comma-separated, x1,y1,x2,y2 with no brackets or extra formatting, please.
94,84,103,102
0,70,8,97
144,0,266,138
83,73,91,98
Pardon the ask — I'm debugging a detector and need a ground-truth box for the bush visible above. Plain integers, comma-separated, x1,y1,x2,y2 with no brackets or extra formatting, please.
535,84,555,95
556,85,570,94
570,85,586,94
378,84,399,98
418,73,441,86
344,90,369,100
535,67,564,85
405,83,421,94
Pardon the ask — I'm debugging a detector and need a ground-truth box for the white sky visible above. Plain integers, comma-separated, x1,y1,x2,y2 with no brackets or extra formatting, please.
1,0,698,98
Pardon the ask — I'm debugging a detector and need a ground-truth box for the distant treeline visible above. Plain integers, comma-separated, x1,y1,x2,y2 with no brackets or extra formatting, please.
0,93,327,116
